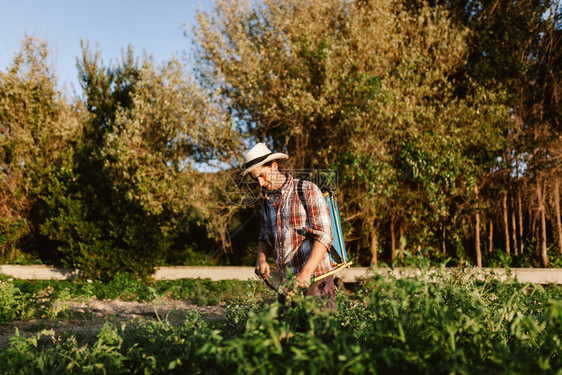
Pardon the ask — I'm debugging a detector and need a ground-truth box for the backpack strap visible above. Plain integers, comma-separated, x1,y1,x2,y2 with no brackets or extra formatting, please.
297,179,307,209
297,179,343,264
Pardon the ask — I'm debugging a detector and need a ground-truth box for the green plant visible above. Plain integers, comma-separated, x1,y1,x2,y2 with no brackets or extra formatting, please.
0,273,560,373
0,281,35,324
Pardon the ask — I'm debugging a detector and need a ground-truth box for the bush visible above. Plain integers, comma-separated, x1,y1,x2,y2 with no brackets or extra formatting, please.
0,280,35,324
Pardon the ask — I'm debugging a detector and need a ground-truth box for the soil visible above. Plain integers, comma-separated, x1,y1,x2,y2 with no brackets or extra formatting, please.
0,298,227,347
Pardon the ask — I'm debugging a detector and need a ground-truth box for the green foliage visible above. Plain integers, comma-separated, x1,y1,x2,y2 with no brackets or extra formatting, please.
0,35,246,280
487,240,562,269
38,155,170,280
38,45,166,280
0,278,82,323
0,274,267,323
0,280,35,324
0,218,28,263
1,1,561,274
0,273,560,374
35,42,242,281
0,37,83,263
192,0,521,266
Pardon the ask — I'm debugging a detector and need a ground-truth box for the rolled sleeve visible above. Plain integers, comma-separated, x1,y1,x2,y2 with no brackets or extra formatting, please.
304,182,333,250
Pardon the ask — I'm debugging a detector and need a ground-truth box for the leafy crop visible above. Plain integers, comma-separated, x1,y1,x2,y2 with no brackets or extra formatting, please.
0,273,267,325
2,272,261,301
0,268,560,374
0,280,35,324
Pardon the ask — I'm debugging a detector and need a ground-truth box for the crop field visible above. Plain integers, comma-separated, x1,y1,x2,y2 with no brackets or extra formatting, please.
0,268,560,374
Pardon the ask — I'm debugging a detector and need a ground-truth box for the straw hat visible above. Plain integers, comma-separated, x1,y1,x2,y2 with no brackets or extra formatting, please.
241,143,288,176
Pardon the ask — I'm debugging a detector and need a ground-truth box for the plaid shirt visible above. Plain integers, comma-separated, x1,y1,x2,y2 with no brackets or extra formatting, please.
258,174,335,278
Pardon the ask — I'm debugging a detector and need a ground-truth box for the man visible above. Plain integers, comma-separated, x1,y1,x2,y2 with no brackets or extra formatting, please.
242,143,337,310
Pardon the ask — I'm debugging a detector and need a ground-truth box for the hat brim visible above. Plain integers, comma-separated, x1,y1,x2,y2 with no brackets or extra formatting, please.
241,153,288,176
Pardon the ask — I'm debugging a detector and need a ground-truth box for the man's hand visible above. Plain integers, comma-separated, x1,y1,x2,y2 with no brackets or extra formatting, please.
255,260,270,279
293,240,327,289
295,271,312,289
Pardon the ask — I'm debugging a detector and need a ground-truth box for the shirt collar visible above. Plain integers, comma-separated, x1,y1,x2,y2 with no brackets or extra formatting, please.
266,174,293,204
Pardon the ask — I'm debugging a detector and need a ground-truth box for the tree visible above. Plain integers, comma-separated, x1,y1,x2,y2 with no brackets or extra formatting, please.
100,58,243,254
192,0,510,265
0,37,82,261
38,44,242,280
404,0,561,267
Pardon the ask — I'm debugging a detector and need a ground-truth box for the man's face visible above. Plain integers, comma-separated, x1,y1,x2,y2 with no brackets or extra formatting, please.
250,162,280,191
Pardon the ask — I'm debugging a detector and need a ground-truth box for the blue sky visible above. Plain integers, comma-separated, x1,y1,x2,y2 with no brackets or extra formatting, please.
0,0,212,95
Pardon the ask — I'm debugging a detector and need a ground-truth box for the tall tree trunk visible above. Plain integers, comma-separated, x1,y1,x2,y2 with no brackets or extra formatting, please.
534,219,540,255
555,178,562,255
398,220,405,260
441,225,447,258
531,211,537,251
369,216,378,266
356,241,360,265
511,210,518,256
518,189,524,255
488,220,494,254
536,181,549,267
502,190,511,255
390,215,396,263
475,184,482,268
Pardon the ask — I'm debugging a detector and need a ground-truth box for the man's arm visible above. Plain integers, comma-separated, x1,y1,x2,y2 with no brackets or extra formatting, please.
295,240,328,287
255,240,271,279
295,181,333,287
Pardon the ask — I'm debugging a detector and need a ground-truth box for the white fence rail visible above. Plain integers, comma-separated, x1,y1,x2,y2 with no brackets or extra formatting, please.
1,265,561,284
